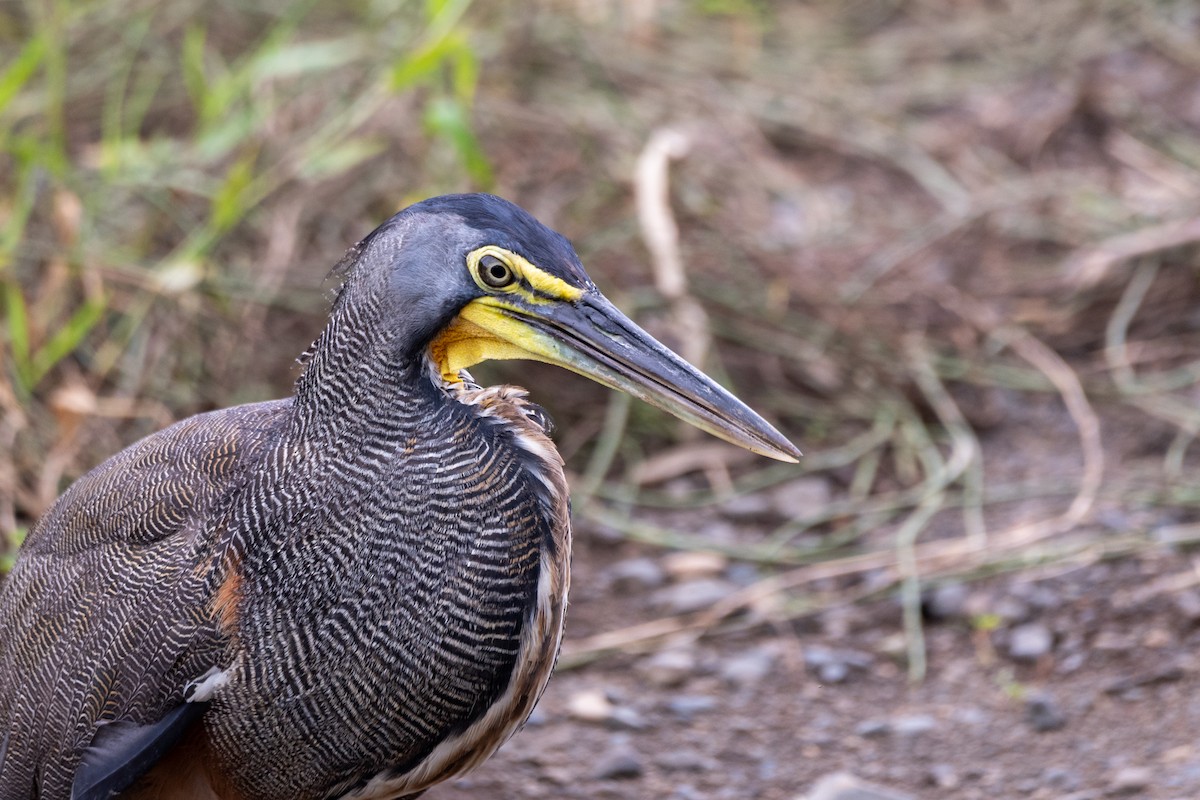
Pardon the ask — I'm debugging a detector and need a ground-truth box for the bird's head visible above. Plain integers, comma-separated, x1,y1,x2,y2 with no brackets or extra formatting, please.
338,193,801,462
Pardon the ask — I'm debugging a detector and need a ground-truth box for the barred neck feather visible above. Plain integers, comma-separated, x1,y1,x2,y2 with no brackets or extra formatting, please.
205,287,573,798
342,367,574,799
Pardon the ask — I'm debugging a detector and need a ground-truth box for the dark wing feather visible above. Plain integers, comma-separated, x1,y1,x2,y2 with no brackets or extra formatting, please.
70,701,207,800
0,399,290,799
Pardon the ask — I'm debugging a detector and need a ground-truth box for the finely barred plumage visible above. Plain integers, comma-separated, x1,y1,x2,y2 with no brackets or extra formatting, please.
0,193,799,800
0,401,287,796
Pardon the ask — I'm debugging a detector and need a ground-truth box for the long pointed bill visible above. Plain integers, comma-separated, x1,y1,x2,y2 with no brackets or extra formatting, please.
437,292,802,463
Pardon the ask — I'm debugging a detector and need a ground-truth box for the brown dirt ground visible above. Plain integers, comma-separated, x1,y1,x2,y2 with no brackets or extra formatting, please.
430,504,1200,800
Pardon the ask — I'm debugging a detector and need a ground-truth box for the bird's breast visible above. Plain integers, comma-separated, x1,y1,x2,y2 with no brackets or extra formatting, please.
204,383,571,800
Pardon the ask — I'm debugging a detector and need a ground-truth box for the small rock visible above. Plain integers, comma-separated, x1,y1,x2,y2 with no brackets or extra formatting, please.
875,632,908,663
927,763,959,789
666,695,716,720
854,719,891,738
818,661,849,684
541,765,574,785
952,706,990,727
636,648,697,688
804,644,871,684
655,749,711,772
1093,630,1132,651
566,688,614,723
769,477,831,520
1008,622,1053,661
1026,692,1067,732
606,557,666,590
992,595,1031,623
1174,589,1200,622
662,551,729,580
1142,627,1173,648
1108,765,1153,795
1103,663,1185,695
803,771,915,800
1009,581,1060,611
725,561,763,587
891,714,937,737
593,749,644,781
609,706,648,730
721,493,773,521
651,578,738,614
923,582,969,621
1042,766,1081,791
1057,651,1087,674
720,645,777,687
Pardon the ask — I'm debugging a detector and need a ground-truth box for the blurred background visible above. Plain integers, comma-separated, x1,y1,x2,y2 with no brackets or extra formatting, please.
3,0,1200,797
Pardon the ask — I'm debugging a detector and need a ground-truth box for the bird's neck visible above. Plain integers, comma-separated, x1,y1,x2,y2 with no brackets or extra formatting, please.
291,295,432,434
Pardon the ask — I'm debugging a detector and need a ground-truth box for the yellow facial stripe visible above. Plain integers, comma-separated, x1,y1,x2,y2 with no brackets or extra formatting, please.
430,247,584,383
428,299,560,383
467,246,584,304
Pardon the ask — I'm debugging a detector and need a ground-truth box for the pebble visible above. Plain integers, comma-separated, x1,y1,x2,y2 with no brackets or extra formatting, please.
924,582,969,621
637,648,697,688
1093,630,1133,651
891,714,937,737
804,645,872,685
655,749,712,772
992,595,1032,623
1108,765,1153,795
952,706,990,727
928,763,959,789
541,765,574,785
606,557,666,590
1008,622,1053,661
719,645,777,687
1009,581,1060,611
1042,766,1082,791
802,771,915,800
1025,692,1067,732
666,695,716,721
1104,663,1185,695
1142,627,1174,648
566,688,615,723
1057,651,1087,674
725,561,763,587
818,661,849,684
592,749,644,781
855,719,891,738
721,493,774,521
1174,589,1200,622
651,578,739,614
609,706,648,730
768,477,831,520
662,551,729,580
974,594,1032,623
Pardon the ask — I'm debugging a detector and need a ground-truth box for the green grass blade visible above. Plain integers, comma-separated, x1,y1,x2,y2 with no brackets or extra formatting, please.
30,296,106,387
2,283,33,391
0,35,46,116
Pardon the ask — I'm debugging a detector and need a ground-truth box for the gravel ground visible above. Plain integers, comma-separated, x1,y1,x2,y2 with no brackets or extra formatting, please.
427,513,1200,800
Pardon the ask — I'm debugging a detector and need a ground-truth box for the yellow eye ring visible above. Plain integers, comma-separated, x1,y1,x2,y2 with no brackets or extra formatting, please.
477,253,516,288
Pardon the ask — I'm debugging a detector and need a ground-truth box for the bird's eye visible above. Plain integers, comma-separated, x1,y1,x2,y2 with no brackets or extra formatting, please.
478,254,516,288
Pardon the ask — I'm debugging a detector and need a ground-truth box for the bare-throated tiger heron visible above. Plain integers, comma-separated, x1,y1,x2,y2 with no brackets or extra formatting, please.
0,194,800,799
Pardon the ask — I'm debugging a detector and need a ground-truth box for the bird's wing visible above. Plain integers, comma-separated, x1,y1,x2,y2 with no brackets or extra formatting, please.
0,399,290,799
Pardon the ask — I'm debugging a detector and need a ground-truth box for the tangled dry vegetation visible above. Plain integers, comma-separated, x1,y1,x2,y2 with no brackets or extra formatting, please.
2,0,1200,677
